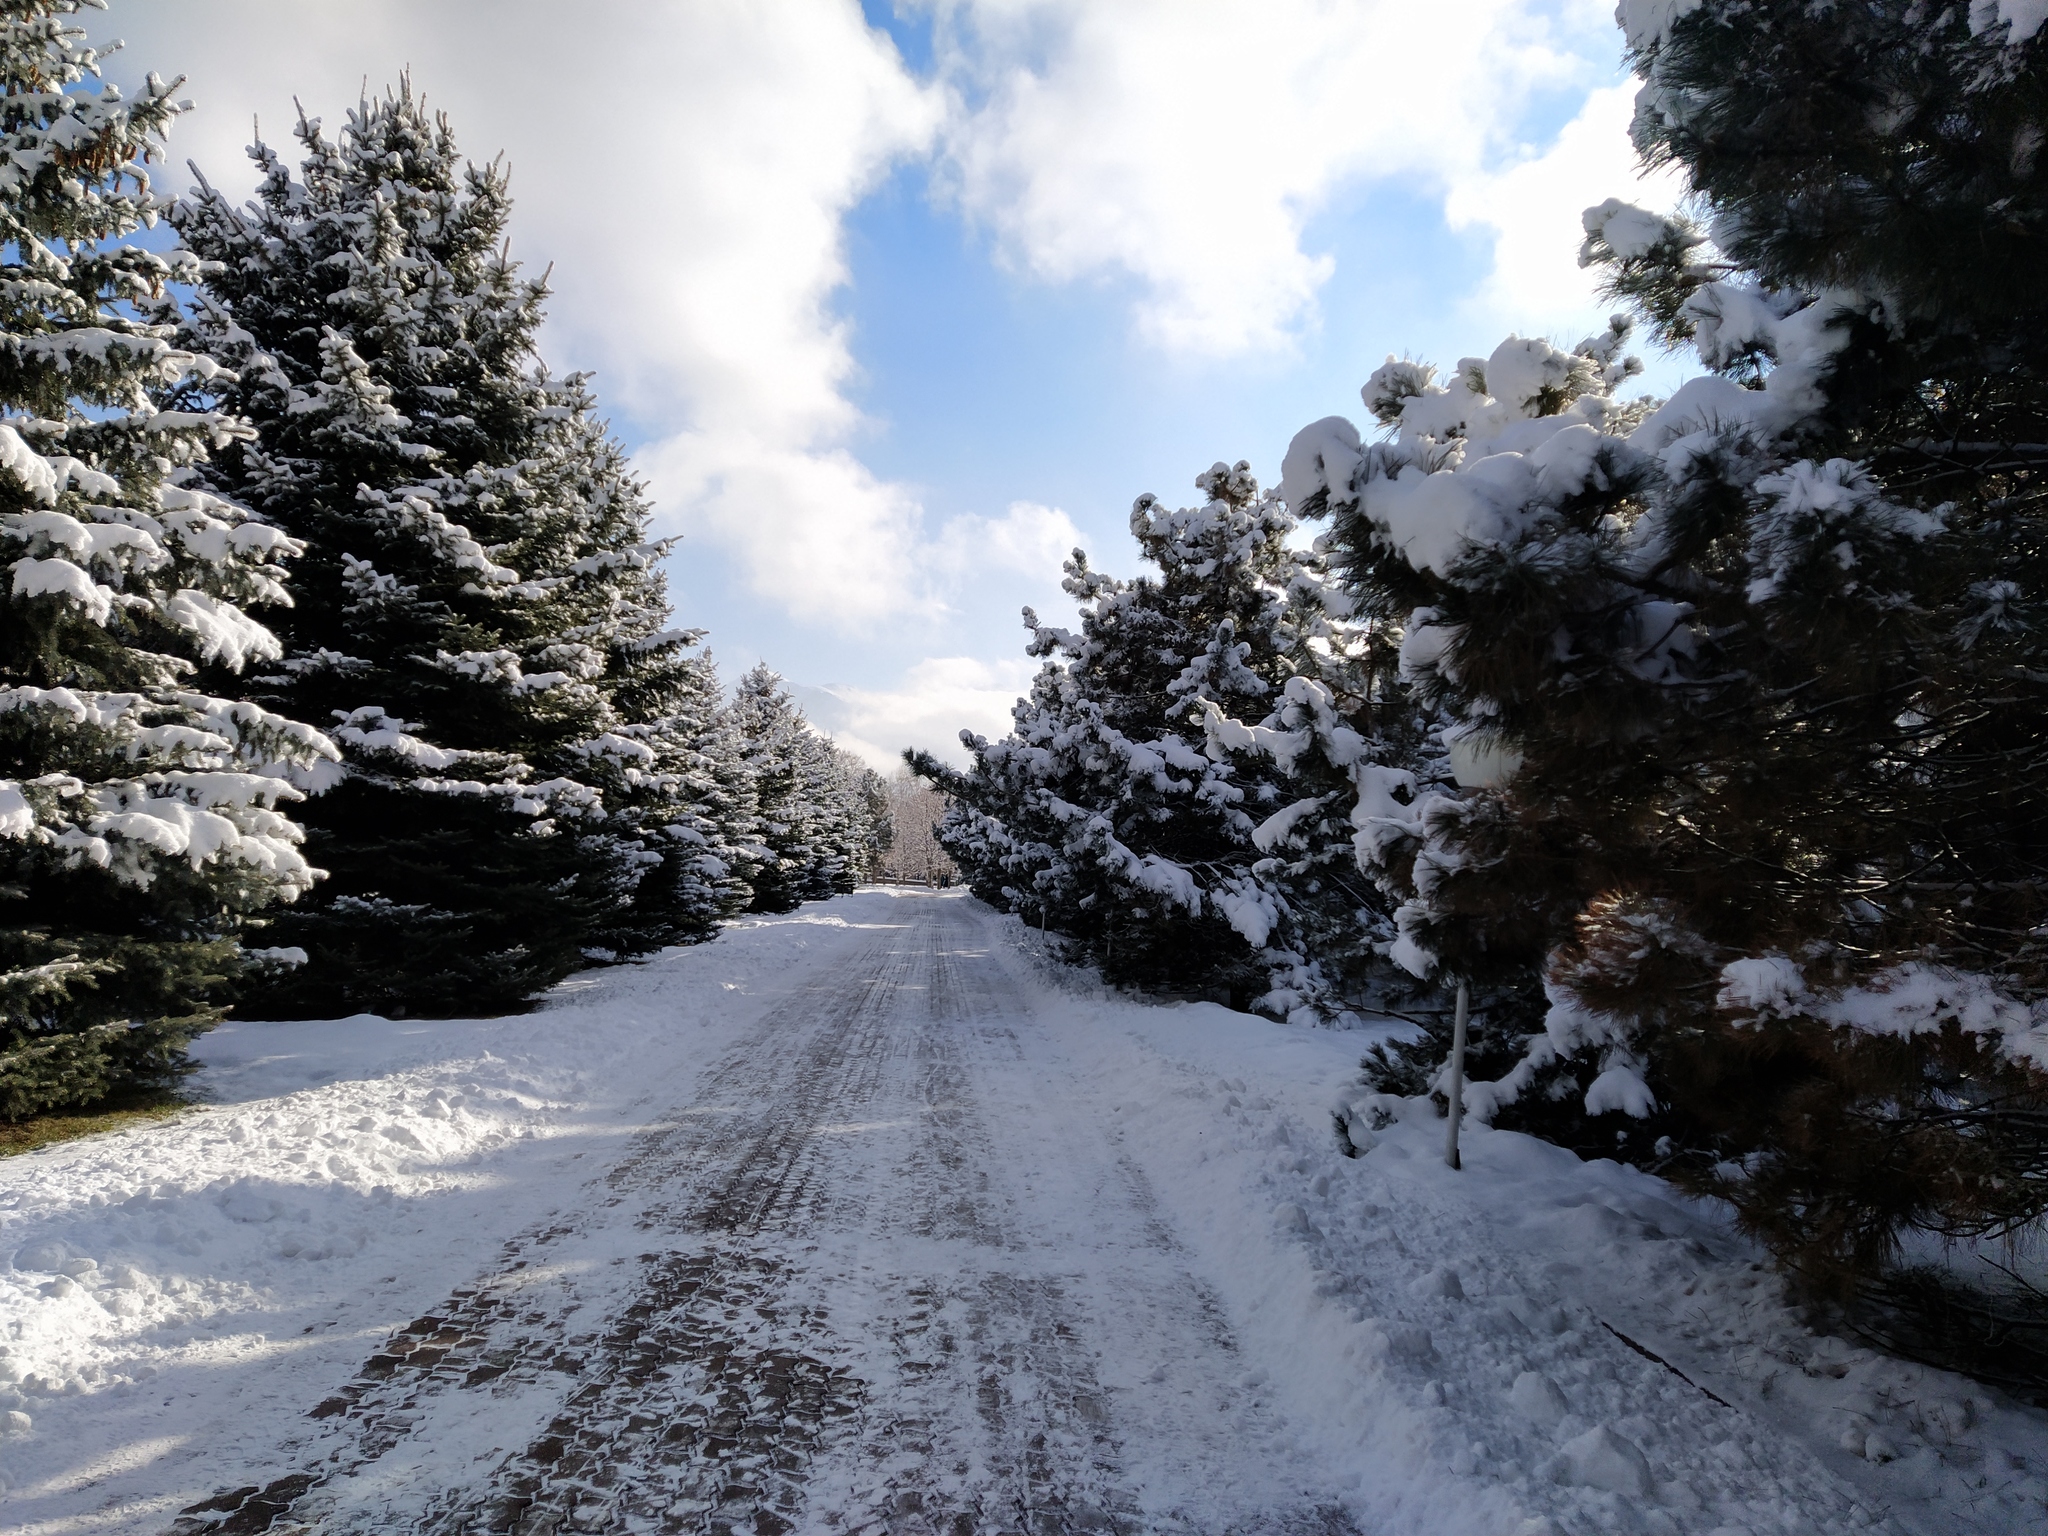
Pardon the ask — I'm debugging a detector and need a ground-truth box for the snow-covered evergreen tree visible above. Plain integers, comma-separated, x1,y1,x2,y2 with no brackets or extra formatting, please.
1281,327,1648,1132
570,639,758,956
0,1,337,1116
728,664,818,916
169,82,733,1015
833,745,891,888
728,665,880,910
1285,0,2048,1300
915,461,1379,1017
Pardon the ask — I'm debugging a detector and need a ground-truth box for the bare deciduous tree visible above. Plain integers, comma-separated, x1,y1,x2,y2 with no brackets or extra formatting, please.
879,770,957,887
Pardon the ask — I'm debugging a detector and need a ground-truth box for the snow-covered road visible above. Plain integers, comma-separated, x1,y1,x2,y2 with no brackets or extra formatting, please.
4,890,2045,1534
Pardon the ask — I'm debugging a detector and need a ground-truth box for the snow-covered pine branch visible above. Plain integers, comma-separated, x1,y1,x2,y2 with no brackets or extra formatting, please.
1289,0,2048,1311
0,0,337,1116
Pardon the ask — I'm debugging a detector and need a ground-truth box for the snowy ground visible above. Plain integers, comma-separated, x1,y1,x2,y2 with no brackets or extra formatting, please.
2,889,2044,1535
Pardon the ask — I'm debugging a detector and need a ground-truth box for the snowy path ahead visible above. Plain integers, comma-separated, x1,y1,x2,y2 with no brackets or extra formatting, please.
5,890,2045,1535
161,894,1355,1534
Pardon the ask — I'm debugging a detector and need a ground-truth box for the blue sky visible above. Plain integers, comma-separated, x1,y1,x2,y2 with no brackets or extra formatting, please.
99,1,1687,766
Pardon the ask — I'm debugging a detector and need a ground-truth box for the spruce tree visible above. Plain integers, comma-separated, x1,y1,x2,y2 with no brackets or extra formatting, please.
0,0,336,1116
729,665,879,911
1285,1,2048,1311
915,461,1378,1017
169,83,731,1015
573,641,758,956
848,751,892,883
825,745,889,889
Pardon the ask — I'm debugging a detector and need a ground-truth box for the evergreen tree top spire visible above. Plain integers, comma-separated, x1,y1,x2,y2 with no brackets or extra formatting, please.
0,0,180,242
176,70,545,467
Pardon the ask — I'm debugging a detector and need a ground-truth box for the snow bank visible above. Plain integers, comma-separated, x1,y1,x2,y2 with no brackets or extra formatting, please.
993,916,2048,1536
0,900,915,1523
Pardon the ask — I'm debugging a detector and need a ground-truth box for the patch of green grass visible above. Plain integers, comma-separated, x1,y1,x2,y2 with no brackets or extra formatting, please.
0,1091,192,1157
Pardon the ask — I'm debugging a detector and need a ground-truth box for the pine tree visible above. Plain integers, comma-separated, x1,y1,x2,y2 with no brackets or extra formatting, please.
0,0,336,1116
1285,0,2048,1310
728,665,880,911
1600,0,2048,1334
1281,328,1653,1139
168,82,730,1015
573,642,758,955
915,461,1378,1017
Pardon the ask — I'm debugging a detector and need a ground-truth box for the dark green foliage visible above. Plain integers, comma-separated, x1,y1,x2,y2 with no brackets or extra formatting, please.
1625,1,2048,369
1851,1265,2048,1407
239,778,626,1020
1295,0,2048,1317
171,81,747,1015
1591,0,2048,1299
0,1,333,1115
915,461,1390,1016
1357,983,1532,1102
1349,977,1680,1162
576,651,763,959
0,935,228,1122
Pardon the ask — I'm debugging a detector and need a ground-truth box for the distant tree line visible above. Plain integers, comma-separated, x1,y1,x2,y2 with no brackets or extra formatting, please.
878,771,956,887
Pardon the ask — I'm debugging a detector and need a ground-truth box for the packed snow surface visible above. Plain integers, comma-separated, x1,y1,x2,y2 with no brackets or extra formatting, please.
2,890,2043,1533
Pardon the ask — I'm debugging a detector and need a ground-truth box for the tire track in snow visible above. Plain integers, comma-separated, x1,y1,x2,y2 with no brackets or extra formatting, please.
166,920,918,1535
833,912,1147,1534
167,900,1366,1535
821,902,1363,1535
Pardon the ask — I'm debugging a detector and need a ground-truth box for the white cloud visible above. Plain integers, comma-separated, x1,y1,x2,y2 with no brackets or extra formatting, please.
788,656,1042,769
97,0,945,630
933,499,1082,588
1444,82,1689,343
637,432,931,623
781,501,1080,767
929,0,1632,357
90,0,1683,659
